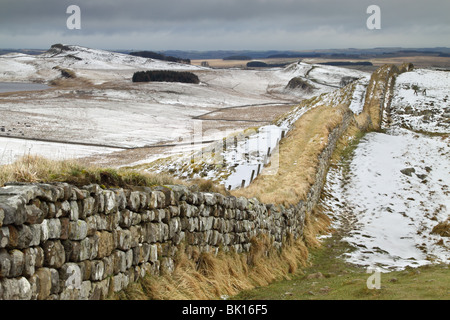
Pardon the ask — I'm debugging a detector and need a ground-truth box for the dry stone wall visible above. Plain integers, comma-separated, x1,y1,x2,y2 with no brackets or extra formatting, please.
0,182,303,300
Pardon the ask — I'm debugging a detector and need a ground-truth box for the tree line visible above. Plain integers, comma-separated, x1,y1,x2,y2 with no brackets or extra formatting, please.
132,70,200,84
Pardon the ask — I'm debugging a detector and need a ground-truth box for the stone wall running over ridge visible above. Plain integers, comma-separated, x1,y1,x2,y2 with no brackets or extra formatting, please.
0,182,310,300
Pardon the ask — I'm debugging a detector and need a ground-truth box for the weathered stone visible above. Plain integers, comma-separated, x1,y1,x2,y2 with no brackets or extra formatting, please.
42,240,65,269
94,214,107,231
63,238,90,262
154,187,175,207
2,201,26,227
96,231,114,259
68,220,87,241
47,218,62,239
114,189,127,211
114,228,132,251
23,247,39,277
1,277,32,300
119,209,132,228
83,184,101,195
49,268,60,294
96,191,105,213
186,191,199,205
0,226,10,248
149,191,163,209
129,225,142,248
78,260,92,281
59,286,80,300
128,191,141,212
89,278,110,300
71,187,85,201
102,255,114,278
69,201,80,221
125,249,133,270
82,197,96,217
85,216,97,236
167,217,179,239
79,280,92,300
149,244,158,263
0,248,12,277
10,225,32,249
203,193,217,206
104,190,117,214
0,207,4,227
59,200,71,218
28,224,41,246
47,203,56,219
112,250,127,274
59,263,82,292
90,260,105,281
59,217,70,240
145,222,162,243
7,249,24,277
25,204,45,225
111,272,128,293
160,257,174,274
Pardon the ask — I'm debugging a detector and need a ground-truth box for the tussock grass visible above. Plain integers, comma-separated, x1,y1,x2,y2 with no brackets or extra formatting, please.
111,207,331,300
231,104,347,206
0,155,179,188
112,234,313,300
432,220,450,237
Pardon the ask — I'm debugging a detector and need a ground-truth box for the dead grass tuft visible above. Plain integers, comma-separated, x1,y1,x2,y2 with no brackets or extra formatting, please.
0,154,179,188
431,220,450,237
112,231,315,300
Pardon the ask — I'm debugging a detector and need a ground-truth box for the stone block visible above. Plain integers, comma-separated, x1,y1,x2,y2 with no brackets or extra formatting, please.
96,231,114,259
25,204,45,225
90,260,105,281
42,240,65,269
0,226,9,249
114,228,132,251
0,277,32,300
0,248,12,277
68,220,88,241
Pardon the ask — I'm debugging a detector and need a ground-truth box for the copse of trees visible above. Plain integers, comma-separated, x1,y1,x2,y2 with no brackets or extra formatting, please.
130,51,191,64
132,70,200,84
246,61,268,68
246,61,291,68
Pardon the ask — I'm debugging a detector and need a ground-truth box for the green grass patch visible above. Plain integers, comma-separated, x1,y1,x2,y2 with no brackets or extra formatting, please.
232,233,450,300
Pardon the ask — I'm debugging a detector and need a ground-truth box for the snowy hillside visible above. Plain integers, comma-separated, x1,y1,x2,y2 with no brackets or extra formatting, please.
0,44,203,84
322,68,450,271
387,69,450,133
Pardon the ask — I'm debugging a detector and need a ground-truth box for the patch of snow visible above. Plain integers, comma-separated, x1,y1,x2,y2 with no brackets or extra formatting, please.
348,76,370,115
388,69,450,133
325,129,449,270
0,137,118,165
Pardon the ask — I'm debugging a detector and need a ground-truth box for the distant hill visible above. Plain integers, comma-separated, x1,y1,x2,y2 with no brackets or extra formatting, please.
2,46,450,60
223,55,252,61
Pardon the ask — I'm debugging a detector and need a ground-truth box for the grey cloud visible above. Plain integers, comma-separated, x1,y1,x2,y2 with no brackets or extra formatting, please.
0,0,449,49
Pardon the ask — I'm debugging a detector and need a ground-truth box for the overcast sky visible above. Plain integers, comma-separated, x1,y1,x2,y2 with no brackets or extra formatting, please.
1,0,449,50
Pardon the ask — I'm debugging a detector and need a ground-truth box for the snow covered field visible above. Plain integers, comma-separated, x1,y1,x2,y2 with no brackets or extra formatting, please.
322,68,450,270
0,45,367,166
